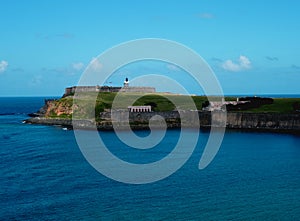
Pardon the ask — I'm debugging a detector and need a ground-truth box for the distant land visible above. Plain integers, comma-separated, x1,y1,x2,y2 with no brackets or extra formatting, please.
25,82,300,133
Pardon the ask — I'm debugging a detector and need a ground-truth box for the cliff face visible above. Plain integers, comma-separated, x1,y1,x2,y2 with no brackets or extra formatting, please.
100,111,300,131
28,101,300,132
225,112,300,130
39,99,73,117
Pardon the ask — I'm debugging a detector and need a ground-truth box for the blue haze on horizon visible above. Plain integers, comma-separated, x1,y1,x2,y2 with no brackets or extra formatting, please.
0,0,299,96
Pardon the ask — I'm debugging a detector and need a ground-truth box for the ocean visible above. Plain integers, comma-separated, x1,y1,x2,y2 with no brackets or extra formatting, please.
0,97,299,220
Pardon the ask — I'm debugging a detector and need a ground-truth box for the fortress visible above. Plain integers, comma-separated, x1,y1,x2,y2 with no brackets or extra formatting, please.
64,78,156,97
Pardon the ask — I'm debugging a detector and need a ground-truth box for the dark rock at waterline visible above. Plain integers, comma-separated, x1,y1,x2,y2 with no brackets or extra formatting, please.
25,111,300,134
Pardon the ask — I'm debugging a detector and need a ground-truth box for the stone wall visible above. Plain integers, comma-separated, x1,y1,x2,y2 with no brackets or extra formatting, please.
120,87,156,93
101,111,300,131
226,112,300,130
64,86,156,96
64,86,121,96
27,111,300,132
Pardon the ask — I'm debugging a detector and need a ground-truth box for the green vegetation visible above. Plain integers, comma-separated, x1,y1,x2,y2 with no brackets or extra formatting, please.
242,98,300,113
46,97,73,118
47,93,300,119
95,92,207,112
133,94,175,111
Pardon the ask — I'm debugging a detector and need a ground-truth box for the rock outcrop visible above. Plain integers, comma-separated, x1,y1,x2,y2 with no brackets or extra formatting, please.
26,110,300,133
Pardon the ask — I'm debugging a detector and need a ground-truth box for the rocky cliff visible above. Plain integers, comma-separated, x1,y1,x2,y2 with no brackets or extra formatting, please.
26,109,300,133
225,112,300,131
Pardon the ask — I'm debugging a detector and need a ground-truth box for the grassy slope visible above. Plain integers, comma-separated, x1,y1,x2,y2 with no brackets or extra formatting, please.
94,92,207,112
48,93,300,118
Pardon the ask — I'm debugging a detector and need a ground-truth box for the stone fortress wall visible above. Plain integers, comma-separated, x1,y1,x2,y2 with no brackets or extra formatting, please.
26,111,300,131
99,110,300,131
64,78,156,97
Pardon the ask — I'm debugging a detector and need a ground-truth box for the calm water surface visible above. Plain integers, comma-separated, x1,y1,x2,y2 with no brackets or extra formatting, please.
0,97,299,220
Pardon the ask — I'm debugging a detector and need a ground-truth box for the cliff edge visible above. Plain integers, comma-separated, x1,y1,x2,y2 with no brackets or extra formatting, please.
25,93,300,133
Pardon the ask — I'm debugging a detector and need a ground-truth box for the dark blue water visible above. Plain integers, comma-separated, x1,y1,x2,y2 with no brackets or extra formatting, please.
1,97,299,220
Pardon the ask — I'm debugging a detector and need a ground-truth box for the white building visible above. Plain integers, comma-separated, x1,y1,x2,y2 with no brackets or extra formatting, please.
128,106,152,112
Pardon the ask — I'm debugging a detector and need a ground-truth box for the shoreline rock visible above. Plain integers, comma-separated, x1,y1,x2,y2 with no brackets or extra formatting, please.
25,111,300,134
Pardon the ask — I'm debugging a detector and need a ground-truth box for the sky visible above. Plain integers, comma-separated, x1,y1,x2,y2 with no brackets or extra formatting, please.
0,0,300,96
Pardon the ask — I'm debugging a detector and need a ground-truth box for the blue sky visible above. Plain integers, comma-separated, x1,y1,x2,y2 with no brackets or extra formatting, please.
0,0,299,96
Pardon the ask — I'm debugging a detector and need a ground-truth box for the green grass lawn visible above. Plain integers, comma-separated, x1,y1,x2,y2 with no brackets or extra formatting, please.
95,92,208,112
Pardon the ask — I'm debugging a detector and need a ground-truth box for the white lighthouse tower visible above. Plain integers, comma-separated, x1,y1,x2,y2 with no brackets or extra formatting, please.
124,77,129,87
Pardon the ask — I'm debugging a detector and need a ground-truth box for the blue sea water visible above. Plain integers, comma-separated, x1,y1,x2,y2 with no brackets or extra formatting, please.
0,97,299,220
